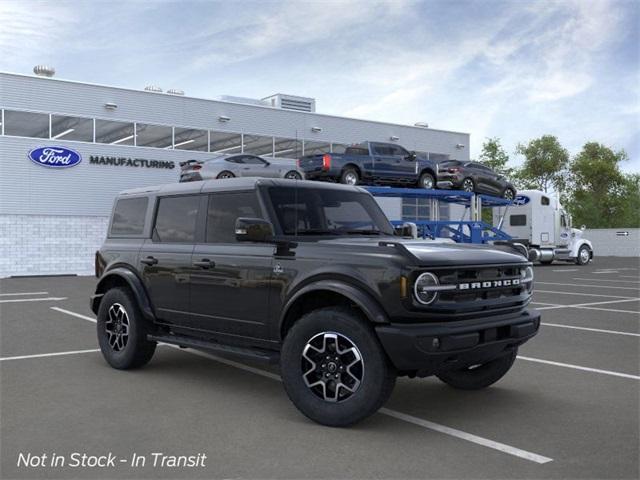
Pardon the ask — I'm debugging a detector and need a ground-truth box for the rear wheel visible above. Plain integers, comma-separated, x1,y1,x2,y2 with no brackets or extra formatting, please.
340,168,359,186
576,245,591,265
436,349,517,390
280,307,396,427
97,288,156,369
462,178,475,192
284,170,302,180
216,171,235,179
418,172,435,189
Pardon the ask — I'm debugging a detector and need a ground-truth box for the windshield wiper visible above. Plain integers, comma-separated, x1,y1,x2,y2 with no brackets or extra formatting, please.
291,229,344,236
339,229,384,235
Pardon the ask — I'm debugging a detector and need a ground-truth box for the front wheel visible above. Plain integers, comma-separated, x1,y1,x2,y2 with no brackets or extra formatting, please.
418,172,435,189
461,177,475,192
436,349,517,390
503,188,516,201
97,288,156,369
576,245,591,265
280,307,396,427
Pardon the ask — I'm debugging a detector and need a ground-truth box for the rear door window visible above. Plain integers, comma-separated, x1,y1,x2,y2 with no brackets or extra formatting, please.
110,197,148,236
153,195,200,243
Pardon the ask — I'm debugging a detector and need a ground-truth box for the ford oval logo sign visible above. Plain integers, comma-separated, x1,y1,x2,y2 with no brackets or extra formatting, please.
513,195,530,206
28,146,82,168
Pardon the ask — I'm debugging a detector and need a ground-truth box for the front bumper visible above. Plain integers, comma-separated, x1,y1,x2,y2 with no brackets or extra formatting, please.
375,309,540,375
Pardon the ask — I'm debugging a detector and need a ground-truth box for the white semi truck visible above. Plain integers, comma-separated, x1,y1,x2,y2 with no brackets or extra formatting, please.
493,190,594,265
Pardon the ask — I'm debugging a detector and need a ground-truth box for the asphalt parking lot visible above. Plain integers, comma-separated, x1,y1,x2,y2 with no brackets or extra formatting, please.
1,256,638,479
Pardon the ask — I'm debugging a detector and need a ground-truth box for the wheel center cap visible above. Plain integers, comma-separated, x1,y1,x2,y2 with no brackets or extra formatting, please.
327,362,337,373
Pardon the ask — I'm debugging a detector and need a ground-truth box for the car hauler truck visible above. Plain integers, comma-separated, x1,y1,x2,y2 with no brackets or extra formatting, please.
493,190,593,265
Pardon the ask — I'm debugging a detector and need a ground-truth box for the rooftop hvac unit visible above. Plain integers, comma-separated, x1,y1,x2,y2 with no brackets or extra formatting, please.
144,85,163,93
167,89,185,95
262,94,316,113
33,65,55,77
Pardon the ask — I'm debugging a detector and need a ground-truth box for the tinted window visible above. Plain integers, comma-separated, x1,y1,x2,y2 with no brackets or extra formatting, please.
268,187,394,236
541,196,550,205
51,114,93,142
241,155,266,165
372,144,394,155
345,147,369,156
154,196,199,243
389,145,410,157
111,197,148,236
226,156,244,164
4,110,49,138
206,192,261,243
510,215,527,226
95,119,134,145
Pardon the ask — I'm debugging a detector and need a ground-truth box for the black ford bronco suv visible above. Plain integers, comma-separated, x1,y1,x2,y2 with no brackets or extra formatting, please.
91,178,539,427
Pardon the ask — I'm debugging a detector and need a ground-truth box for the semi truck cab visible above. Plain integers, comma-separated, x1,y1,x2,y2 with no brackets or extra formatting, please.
493,190,594,265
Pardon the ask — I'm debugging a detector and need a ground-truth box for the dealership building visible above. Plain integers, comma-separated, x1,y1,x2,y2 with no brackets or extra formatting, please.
0,69,470,277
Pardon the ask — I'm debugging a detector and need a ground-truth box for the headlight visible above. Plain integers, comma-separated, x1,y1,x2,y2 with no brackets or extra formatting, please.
521,266,534,292
414,272,440,305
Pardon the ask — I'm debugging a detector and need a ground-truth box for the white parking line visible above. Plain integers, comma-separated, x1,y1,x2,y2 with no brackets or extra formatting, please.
0,349,100,362
551,269,579,272
575,306,640,315
535,290,636,299
0,297,67,304
379,408,553,464
517,356,640,380
573,278,640,284
0,291,49,296
534,298,640,311
620,275,640,279
51,307,96,323
536,282,640,291
541,323,640,337
48,308,553,464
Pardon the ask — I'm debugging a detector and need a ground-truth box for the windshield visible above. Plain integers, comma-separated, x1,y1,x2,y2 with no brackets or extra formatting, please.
266,187,394,236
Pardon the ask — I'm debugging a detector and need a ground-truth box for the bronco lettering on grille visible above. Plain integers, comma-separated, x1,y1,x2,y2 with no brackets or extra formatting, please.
458,278,521,290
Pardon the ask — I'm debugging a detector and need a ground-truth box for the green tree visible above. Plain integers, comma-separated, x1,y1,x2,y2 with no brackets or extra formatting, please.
479,137,513,176
515,135,569,193
565,142,638,228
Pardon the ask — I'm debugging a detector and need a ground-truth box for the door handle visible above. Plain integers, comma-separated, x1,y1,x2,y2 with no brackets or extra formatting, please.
141,256,158,266
193,259,216,268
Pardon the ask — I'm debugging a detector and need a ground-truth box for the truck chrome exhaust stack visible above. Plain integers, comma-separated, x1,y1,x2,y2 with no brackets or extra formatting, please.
528,248,541,262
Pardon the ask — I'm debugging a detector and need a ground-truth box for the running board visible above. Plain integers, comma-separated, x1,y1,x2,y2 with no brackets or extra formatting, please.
147,334,280,364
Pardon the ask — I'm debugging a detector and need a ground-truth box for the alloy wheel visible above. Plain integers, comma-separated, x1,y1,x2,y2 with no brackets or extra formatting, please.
580,247,590,264
343,172,358,185
421,176,434,189
462,179,474,192
302,332,364,402
285,171,302,180
105,303,130,352
504,189,515,200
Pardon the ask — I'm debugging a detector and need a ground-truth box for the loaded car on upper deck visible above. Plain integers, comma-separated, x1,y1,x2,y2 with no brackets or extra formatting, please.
436,160,517,200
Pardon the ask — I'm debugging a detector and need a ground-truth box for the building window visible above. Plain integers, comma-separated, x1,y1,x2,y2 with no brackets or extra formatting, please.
273,137,302,159
210,131,243,154
95,119,135,145
135,123,173,148
51,114,93,142
402,199,430,221
243,134,274,156
3,110,49,138
173,127,208,151
303,140,331,156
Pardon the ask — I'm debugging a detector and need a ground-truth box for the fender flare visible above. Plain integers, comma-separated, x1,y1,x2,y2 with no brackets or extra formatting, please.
571,238,594,258
279,279,389,337
91,267,155,321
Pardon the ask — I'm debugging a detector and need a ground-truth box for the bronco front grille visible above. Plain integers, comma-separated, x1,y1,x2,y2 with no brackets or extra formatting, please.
416,264,532,319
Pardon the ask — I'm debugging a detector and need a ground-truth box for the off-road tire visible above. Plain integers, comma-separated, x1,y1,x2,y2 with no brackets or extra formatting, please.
97,288,156,370
340,168,359,186
435,349,517,390
280,307,396,427
418,172,435,189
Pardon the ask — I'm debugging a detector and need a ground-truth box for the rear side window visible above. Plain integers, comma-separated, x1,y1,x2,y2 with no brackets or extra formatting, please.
345,147,369,156
510,215,527,226
153,195,200,243
110,197,148,236
206,192,261,243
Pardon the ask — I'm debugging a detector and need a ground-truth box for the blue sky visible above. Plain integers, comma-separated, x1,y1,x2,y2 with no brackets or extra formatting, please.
1,0,638,172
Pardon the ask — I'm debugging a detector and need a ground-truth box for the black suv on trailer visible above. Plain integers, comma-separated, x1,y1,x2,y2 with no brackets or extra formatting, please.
92,178,540,427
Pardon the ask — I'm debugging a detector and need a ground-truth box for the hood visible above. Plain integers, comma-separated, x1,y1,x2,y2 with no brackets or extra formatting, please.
317,237,528,267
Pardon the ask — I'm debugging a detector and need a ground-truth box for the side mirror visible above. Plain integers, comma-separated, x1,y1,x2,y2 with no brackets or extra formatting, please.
581,225,586,231
235,217,274,242
394,222,417,238
407,151,417,161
